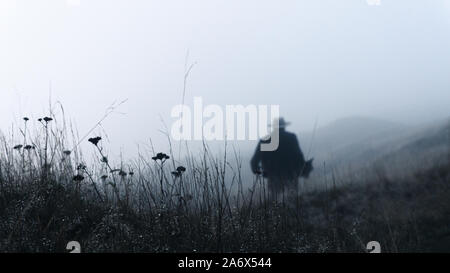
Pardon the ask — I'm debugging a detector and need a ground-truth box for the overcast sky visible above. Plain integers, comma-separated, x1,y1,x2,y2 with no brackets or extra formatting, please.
1,0,449,158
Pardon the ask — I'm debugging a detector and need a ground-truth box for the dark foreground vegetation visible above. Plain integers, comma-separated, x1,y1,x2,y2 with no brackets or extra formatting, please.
0,115,449,252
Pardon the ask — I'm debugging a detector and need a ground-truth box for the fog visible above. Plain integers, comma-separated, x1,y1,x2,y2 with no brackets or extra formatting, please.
1,0,450,159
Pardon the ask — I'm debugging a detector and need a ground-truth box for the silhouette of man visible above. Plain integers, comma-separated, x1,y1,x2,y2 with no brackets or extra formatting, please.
251,117,313,197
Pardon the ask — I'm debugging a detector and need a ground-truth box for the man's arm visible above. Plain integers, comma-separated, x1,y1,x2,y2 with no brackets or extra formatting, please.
293,135,306,171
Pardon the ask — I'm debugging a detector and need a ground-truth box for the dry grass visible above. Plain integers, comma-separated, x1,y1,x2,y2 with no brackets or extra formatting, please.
0,113,449,253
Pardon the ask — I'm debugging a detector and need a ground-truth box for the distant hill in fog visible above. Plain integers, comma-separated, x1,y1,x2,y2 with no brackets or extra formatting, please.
298,116,449,173
301,116,406,150
377,117,449,171
299,116,408,162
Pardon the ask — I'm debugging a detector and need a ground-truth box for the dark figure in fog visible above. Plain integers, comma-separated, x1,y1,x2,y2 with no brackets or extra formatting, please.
251,117,313,197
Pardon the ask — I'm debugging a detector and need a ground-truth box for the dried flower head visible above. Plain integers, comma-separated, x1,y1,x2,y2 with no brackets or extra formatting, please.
172,166,187,178
73,174,84,182
152,152,170,161
88,137,102,146
24,145,35,150
13,145,23,150
76,164,87,171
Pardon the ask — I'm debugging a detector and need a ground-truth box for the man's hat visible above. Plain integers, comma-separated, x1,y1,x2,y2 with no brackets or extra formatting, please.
269,117,291,128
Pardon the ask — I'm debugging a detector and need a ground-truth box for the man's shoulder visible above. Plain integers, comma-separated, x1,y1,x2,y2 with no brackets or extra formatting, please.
260,130,297,141
283,131,297,139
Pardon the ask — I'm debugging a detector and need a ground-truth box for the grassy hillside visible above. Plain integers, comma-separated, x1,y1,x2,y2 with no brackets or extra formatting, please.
300,117,448,176
0,116,448,252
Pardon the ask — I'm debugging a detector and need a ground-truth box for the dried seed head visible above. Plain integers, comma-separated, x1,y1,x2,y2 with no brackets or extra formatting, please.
73,174,84,182
24,145,35,150
13,145,23,150
88,137,102,146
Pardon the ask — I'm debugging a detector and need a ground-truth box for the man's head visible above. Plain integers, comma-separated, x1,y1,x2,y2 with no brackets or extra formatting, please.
271,117,291,129
269,117,291,133
301,158,314,178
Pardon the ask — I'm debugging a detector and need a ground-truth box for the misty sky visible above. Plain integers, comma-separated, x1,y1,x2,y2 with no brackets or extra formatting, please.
1,0,449,157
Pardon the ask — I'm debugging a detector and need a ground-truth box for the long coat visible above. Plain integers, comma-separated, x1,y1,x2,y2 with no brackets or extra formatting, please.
250,129,306,180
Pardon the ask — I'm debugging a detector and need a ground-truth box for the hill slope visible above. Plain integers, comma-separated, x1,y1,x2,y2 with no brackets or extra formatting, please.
299,117,449,174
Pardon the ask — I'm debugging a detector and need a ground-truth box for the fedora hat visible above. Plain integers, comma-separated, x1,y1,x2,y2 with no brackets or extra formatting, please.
269,117,291,128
